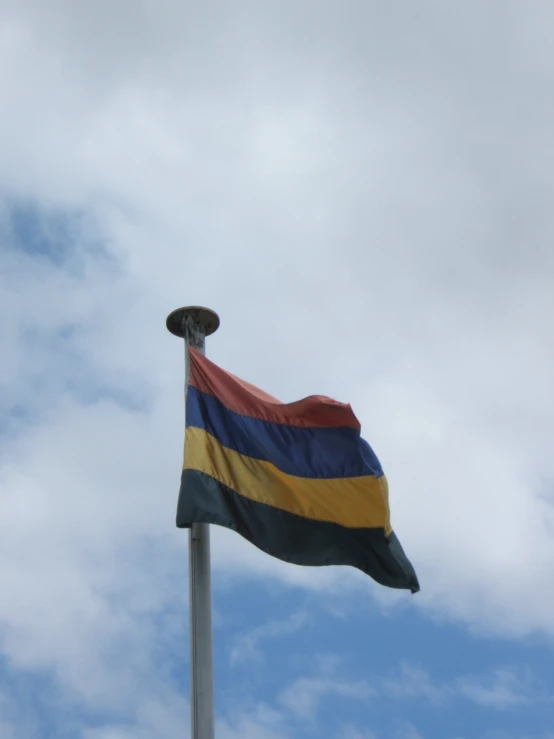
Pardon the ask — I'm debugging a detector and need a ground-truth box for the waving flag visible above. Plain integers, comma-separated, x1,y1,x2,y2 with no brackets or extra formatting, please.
177,348,419,593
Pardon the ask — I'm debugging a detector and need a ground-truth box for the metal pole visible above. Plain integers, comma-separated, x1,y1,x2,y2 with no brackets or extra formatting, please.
167,306,220,739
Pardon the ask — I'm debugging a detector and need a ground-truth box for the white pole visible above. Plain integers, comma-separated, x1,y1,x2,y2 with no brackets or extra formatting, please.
167,306,219,739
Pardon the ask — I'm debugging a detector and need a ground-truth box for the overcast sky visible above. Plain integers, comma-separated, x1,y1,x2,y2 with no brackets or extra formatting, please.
1,2,554,738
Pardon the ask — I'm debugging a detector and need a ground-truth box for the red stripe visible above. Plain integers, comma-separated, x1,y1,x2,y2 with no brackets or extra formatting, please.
188,348,360,430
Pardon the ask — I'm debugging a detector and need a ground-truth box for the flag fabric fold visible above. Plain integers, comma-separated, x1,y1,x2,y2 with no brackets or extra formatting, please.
177,348,420,593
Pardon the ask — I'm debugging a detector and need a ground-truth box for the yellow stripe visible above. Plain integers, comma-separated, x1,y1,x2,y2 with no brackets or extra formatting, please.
184,427,390,529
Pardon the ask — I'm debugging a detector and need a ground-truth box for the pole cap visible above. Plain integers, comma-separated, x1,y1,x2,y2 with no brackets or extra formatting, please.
166,306,220,339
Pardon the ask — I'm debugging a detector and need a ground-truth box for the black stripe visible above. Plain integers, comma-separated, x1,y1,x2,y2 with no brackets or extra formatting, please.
177,469,420,593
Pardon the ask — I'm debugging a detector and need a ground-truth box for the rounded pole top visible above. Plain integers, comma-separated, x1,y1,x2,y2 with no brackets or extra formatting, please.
166,306,220,339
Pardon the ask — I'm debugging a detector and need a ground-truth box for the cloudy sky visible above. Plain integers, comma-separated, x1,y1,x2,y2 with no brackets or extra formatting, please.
1,1,554,737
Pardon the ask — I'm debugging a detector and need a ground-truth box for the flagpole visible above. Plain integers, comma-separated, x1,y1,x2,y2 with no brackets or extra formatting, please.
167,305,220,739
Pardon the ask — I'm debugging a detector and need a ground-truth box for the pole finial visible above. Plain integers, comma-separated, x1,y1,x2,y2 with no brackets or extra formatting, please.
166,306,220,339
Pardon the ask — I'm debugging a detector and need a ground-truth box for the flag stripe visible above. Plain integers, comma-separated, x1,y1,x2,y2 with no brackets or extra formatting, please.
177,468,419,593
184,426,390,529
186,386,384,479
188,348,361,429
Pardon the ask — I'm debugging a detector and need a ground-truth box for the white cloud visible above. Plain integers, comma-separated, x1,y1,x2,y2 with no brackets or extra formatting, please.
384,663,448,704
457,667,549,710
1,0,554,735
481,733,554,739
81,695,188,739
215,716,288,739
228,611,309,665
382,663,550,711
279,676,375,723
336,725,379,739
253,660,549,735
396,723,426,739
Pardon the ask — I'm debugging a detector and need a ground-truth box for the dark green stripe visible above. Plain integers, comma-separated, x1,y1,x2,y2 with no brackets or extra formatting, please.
186,386,384,479
177,469,419,593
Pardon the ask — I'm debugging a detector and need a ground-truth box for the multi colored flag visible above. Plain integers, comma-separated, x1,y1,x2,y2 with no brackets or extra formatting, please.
177,348,419,593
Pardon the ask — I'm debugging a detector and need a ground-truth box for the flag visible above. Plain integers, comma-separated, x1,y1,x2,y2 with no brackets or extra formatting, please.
177,348,420,593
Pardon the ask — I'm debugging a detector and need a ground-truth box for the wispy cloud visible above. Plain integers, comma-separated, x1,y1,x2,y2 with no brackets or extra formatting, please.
252,659,551,731
382,663,550,711
81,694,188,739
277,659,551,724
480,733,554,739
336,725,379,739
215,715,289,739
229,611,309,665
279,676,375,723
384,662,449,704
457,667,550,710
0,687,36,739
396,722,426,739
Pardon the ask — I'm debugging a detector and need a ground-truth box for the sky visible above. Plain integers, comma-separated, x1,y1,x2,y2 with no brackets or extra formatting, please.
1,1,554,737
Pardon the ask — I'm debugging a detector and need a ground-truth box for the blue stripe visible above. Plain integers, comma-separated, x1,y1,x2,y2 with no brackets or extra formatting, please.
186,386,384,479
